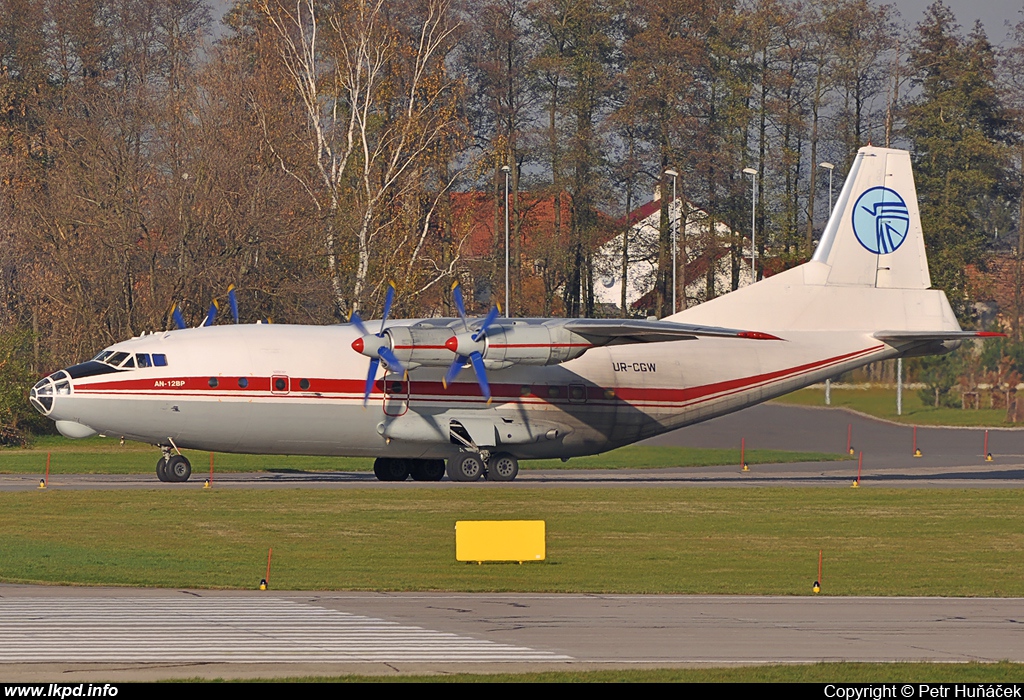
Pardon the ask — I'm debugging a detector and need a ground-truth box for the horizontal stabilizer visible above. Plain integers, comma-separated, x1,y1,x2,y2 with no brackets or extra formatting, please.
562,318,780,346
875,330,1005,343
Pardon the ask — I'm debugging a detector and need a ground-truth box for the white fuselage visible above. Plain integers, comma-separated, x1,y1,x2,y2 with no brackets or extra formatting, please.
33,321,893,460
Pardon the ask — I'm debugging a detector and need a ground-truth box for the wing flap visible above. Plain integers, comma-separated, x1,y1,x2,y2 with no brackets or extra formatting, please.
562,318,780,345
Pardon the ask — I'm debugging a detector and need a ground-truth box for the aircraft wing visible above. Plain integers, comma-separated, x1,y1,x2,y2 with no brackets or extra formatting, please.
561,318,780,346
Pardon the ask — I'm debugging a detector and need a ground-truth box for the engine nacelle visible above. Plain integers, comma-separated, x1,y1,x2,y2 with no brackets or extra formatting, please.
384,325,458,369
448,322,593,366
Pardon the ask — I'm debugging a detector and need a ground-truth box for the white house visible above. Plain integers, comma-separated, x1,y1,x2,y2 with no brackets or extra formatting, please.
594,192,754,315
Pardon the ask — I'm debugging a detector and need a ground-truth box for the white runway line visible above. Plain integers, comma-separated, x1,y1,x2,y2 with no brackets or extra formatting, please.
0,597,572,663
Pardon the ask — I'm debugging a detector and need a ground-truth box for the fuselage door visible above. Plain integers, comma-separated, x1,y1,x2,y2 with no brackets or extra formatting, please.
271,374,290,395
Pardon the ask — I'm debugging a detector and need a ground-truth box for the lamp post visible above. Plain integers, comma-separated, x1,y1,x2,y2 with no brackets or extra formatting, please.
742,167,757,284
501,165,511,315
664,169,679,313
819,162,834,216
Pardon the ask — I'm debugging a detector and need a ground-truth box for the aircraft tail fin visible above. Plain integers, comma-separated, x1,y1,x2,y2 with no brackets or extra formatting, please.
811,146,929,289
672,146,959,333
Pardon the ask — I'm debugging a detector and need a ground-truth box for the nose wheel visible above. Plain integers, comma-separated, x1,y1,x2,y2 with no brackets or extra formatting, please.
156,454,192,482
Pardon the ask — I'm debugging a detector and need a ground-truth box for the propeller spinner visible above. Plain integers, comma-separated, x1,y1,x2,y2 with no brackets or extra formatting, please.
350,282,407,405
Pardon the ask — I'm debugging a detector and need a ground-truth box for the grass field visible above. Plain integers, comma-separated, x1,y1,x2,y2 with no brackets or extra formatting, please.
3,487,1023,595
774,386,1019,427
0,436,847,474
254,663,1024,682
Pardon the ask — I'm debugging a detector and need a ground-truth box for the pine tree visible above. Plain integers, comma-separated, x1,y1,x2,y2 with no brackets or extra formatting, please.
905,2,1009,305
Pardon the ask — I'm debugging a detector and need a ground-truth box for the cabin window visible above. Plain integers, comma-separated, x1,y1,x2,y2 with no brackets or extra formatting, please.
208,378,219,388
237,377,249,389
299,379,310,390
274,378,287,391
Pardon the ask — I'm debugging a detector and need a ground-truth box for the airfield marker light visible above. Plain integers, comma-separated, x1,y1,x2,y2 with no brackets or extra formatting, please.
913,427,922,457
38,479,45,489
847,424,854,455
741,438,749,472
984,431,992,461
851,451,863,488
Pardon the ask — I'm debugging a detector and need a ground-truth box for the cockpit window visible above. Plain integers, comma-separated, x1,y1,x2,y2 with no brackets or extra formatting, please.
153,354,168,367
92,350,112,362
137,354,151,368
120,355,135,368
107,352,129,366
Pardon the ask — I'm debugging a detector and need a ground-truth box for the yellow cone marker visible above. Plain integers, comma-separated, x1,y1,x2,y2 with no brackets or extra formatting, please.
259,579,267,591
813,581,820,594
851,480,859,488
37,479,46,490
203,479,210,489
986,453,994,462
914,448,922,458
742,463,749,472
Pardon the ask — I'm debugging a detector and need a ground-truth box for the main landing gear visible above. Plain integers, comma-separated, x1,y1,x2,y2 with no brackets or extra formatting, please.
372,453,520,482
373,457,446,482
156,447,192,483
445,452,519,482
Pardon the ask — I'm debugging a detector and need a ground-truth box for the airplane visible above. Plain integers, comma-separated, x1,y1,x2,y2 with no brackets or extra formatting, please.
29,146,997,483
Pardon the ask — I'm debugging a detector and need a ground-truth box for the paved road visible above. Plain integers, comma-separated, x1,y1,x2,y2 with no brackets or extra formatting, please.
0,586,1021,680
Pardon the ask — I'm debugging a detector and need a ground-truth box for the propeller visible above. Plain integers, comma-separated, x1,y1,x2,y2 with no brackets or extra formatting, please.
442,281,500,402
228,284,239,323
170,303,186,331
350,282,406,405
202,299,219,327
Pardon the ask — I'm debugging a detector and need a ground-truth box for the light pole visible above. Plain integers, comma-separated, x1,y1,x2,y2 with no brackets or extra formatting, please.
818,162,835,405
742,167,757,284
501,165,511,315
664,169,679,313
819,162,834,216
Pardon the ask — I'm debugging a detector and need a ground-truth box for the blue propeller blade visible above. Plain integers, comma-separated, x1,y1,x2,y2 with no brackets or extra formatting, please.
349,311,369,336
468,351,491,402
452,281,468,332
472,306,500,342
363,357,380,406
203,299,218,327
377,345,407,378
228,285,239,323
381,282,396,328
443,355,466,389
171,304,186,330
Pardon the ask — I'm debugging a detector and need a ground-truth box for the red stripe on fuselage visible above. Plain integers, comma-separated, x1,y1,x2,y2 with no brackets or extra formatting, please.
72,344,883,407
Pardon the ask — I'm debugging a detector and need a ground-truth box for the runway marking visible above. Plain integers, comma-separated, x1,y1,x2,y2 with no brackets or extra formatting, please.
0,597,571,663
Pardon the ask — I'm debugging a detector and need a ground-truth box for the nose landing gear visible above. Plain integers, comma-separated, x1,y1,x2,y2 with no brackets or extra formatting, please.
156,447,192,483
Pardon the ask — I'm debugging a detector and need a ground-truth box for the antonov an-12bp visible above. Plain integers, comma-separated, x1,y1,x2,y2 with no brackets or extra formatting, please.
30,146,995,482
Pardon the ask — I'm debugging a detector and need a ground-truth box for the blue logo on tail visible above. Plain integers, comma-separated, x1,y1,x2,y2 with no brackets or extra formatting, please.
851,186,910,254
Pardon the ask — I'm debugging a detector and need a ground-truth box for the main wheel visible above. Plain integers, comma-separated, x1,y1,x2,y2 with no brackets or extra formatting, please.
409,459,445,482
486,452,519,482
166,455,191,482
446,454,484,482
156,457,170,482
373,457,410,481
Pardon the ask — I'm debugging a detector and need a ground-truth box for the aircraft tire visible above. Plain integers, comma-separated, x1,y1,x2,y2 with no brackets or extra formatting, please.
156,457,170,482
409,459,445,482
485,453,519,482
166,455,191,482
446,454,484,482
373,457,410,481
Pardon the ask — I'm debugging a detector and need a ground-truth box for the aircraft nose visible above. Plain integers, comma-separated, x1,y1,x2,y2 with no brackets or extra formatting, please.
29,370,71,416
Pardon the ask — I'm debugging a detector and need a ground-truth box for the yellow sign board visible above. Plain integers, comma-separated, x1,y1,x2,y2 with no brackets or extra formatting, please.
455,520,546,563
